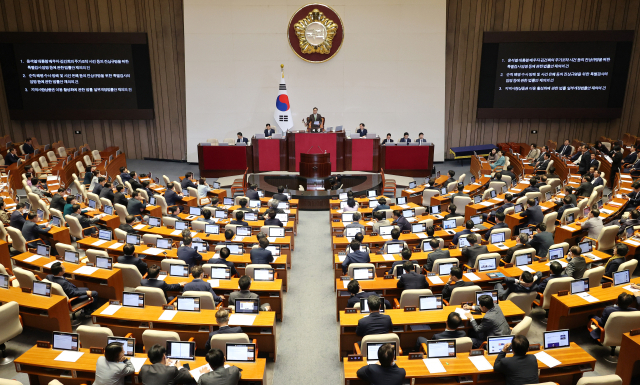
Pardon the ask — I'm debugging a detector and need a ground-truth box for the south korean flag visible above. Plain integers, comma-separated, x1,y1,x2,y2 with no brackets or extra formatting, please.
274,68,293,133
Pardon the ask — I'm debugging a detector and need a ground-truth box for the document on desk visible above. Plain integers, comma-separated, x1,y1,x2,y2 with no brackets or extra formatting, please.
625,239,640,247
101,305,122,315
343,280,350,288
338,254,346,262
495,243,509,250
609,201,623,207
134,224,146,230
366,221,374,226
171,230,182,236
423,358,446,373
415,233,428,239
490,198,504,203
234,236,246,242
190,364,212,382
399,204,411,209
144,248,164,255
74,266,98,275
534,351,561,368
229,314,257,326
518,265,536,273
156,274,167,281
620,187,633,192
267,237,277,243
336,209,344,214
600,208,614,214
468,355,493,371
405,190,415,194
54,351,84,362
576,292,599,303
382,254,396,261
479,201,494,207
158,310,178,321
129,357,147,372
24,255,42,263
43,261,57,268
583,253,600,261
91,239,108,246
381,235,392,240
407,217,417,223
510,189,522,192
108,242,124,249
623,285,640,293
427,276,444,285
464,273,481,281
454,308,468,319
208,279,219,288
560,226,575,231
546,260,568,268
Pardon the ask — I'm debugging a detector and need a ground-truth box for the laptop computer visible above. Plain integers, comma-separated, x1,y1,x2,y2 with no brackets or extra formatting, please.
570,278,589,295
490,232,505,244
412,223,426,233
52,332,79,351
126,234,141,246
478,257,498,272
426,340,456,358
613,270,630,286
269,227,285,238
396,197,407,205
543,329,570,349
0,274,9,289
33,281,51,297
266,245,281,256
170,264,189,277
438,262,457,276
487,335,514,354
210,267,231,279
515,253,533,267
470,215,486,230
359,298,386,313
166,341,196,361
174,221,188,231
475,290,499,305
386,243,403,254
235,298,260,314
148,217,161,227
226,343,257,363
156,238,173,250
227,244,243,255
205,224,220,235
458,237,471,248
353,267,374,280
244,212,257,221
419,295,443,311
548,247,564,261
578,241,593,253
236,227,252,237
106,337,135,357
366,342,396,363
442,219,456,230
122,292,145,308
176,296,201,312
36,244,50,258
96,256,113,270
378,226,394,236
253,268,275,281
98,229,112,241
103,205,114,216
64,250,80,264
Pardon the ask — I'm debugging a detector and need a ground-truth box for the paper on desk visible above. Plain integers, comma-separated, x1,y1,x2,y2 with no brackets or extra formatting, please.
190,364,212,382
382,254,396,261
454,308,468,320
464,273,481,281
577,292,599,303
381,235,392,240
468,355,493,371
229,314,257,326
171,230,182,236
399,204,410,209
583,253,600,261
490,198,504,203
336,209,344,214
479,201,494,207
92,239,108,246
234,236,245,242
409,324,431,331
621,174,632,179
366,221,374,226
609,202,623,207
428,276,444,285
134,224,146,230
625,239,640,246
101,304,121,315
405,190,415,194
130,357,147,372
407,217,417,223
208,279,220,288
156,274,167,281
54,351,84,362
423,358,446,373
470,228,481,232
546,260,568,268
560,226,575,231
158,310,177,321
518,265,535,273
520,180,530,185
511,189,522,192
463,190,470,193
47,175,59,181
43,261,57,268
24,255,42,263
267,237,277,243
495,243,509,250
74,266,98,275
107,242,124,250
623,285,640,293
621,187,633,192
534,351,561,368
416,233,428,239
343,280,349,288
600,209,614,215
144,248,164,255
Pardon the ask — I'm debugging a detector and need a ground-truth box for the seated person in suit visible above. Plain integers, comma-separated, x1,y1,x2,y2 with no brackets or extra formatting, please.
372,211,392,233
236,132,249,144
391,210,411,232
198,348,241,385
445,170,456,185
557,139,572,157
99,182,115,204
603,243,628,282
545,166,560,180
396,261,428,290
118,215,138,234
557,196,575,220
199,209,216,225
356,123,368,137
416,132,427,144
416,312,466,349
526,143,538,159
264,123,276,137
495,271,540,300
490,150,505,170
47,262,98,313
591,170,604,187
503,165,517,182
490,172,507,189
22,137,35,154
204,309,244,351
9,202,27,230
519,198,543,229
22,211,52,248
537,261,568,293
517,176,540,197
372,197,390,212
127,190,147,218
114,185,128,207
307,107,323,131
228,275,271,311
180,172,197,191
250,237,274,264
575,175,594,197
138,344,195,385
451,183,469,199
387,247,416,275
484,212,509,240
119,166,131,183
382,228,404,250
424,178,439,190
183,265,222,303
463,294,511,348
624,156,640,173
564,245,587,279
623,182,640,213
356,343,405,385
245,184,259,200
451,220,474,246
92,177,106,195
166,205,181,219
529,222,554,259
117,243,148,276
164,183,183,206
177,236,203,270
578,208,603,239
425,239,451,271
494,335,539,385
504,233,529,264
443,204,463,220
68,202,105,235
237,198,256,213
381,133,394,145
442,266,474,302
342,240,370,274
620,209,640,233
347,279,392,309
208,247,238,277
4,147,19,166
399,132,411,143
590,293,637,339
535,152,551,172
230,211,249,226
272,185,289,202
355,295,393,338
461,234,488,268
141,264,185,301
264,209,283,227
344,198,358,212
63,196,77,217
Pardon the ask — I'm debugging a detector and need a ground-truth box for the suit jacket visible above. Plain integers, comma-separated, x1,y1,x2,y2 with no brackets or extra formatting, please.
443,213,463,220
272,193,288,202
23,143,35,154
181,179,197,190
396,272,428,290
567,193,578,206
264,128,276,137
347,292,392,309
204,325,244,351
4,153,19,165
236,137,249,144
451,229,472,246
70,212,99,229
425,249,451,271
356,128,368,137
433,329,466,340
536,159,550,170
165,189,181,206
197,366,241,385
600,305,638,327
557,144,572,156
604,257,625,278
623,152,637,165
581,217,603,239
342,250,370,274
469,304,511,338
565,256,587,279
372,204,390,213
250,247,274,264
99,188,115,204
503,171,517,181
529,231,554,259
130,179,143,192
140,278,181,300
92,184,104,195
575,182,594,198
393,216,411,232
461,245,489,268
442,280,474,301
22,221,50,242
118,223,137,234
578,152,591,173
612,151,624,172
591,177,604,188
521,205,543,226
307,113,323,128
545,173,560,180
207,257,238,277
381,139,394,144
120,172,132,183
484,222,508,240
50,194,66,212
264,218,283,227
46,274,86,298
10,211,26,230
183,279,222,302
177,246,202,270
355,312,393,337
399,138,412,143
139,363,194,385
494,352,539,385
356,363,406,385
228,290,259,306
114,192,129,207
117,255,148,276
590,159,600,171
505,243,527,263
245,189,259,200
627,190,640,209
127,198,146,215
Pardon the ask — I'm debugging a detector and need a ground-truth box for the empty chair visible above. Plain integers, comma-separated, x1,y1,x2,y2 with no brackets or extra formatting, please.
134,286,168,307
510,316,532,337
447,285,482,305
535,277,573,310
576,375,622,385
616,259,638,275
446,181,457,193
55,243,84,261
113,263,142,291
457,174,466,184
208,333,250,352
154,195,169,216
422,189,439,206
65,215,93,240
0,302,23,364
162,216,178,228
142,330,180,352
114,228,128,242
160,259,186,272
86,250,109,265
12,267,38,289
583,266,605,288
77,325,113,348
481,188,495,201
394,289,433,308
506,292,536,316
543,211,558,233
591,225,618,252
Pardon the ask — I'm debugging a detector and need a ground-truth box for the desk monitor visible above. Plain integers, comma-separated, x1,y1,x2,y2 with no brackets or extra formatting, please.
64,250,80,264
103,205,114,216
613,270,630,286
189,207,202,216
126,234,141,246
107,337,135,357
166,341,196,361
123,188,128,196
215,210,227,219
359,298,386,314
266,244,281,256
340,201,348,209
176,296,200,312
441,187,447,195
520,228,532,236
570,278,589,295
33,281,51,297
37,244,50,258
386,243,403,254
236,227,252,237
490,190,497,198
419,295,443,311
170,264,189,277
25,202,32,211
565,213,575,224
341,213,354,223
210,267,231,280
430,205,441,215
227,244,243,255
278,202,289,209
192,241,208,253
478,257,497,272
597,199,604,209
156,238,172,250
556,185,562,194
98,229,112,241
470,215,482,226
427,340,456,358
269,227,285,238
235,298,260,314
514,204,523,213
397,197,407,205
339,192,348,201
0,274,9,289
205,224,220,235
248,200,261,209
458,237,471,248
487,336,514,355
122,292,145,308
412,223,426,234
96,256,113,270
543,330,570,349
149,197,156,206
583,207,590,218
475,290,499,305
213,182,221,189
409,181,417,189
244,212,257,221
379,225,394,236
545,192,552,202
402,209,415,218
368,190,377,198
366,342,396,362
502,185,508,194
223,197,234,206
52,332,79,351
148,216,161,227
226,343,256,362
579,241,593,253
438,262,457,276
548,247,564,261
473,195,482,204
625,226,634,240
534,197,539,206
515,253,532,266
422,242,433,252
490,232,505,244
175,221,187,231
253,268,275,281
443,219,456,230
369,200,379,209
88,199,96,209
471,176,476,184
353,267,374,280
275,213,288,222
50,215,61,227
437,171,441,178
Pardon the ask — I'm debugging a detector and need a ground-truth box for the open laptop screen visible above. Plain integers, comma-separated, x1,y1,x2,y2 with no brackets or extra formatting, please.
438,262,457,276
442,219,456,230
427,340,456,358
210,267,231,279
253,268,275,281
235,298,260,314
490,232,505,244
366,342,396,362
613,270,630,286
353,267,374,280
476,290,499,305
170,264,189,277
478,258,497,272
570,278,589,295
52,332,79,351
487,336,514,355
33,281,51,297
107,337,135,357
226,343,256,362
419,295,443,311
543,329,570,349
176,296,200,312
166,341,196,361
548,247,564,261
122,292,145,308
64,250,79,264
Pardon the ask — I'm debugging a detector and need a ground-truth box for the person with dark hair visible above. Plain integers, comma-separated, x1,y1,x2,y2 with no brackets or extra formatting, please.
565,245,587,279
89,170,102,193
373,197,390,212
603,243,629,281
118,215,138,234
451,220,474,246
64,196,79,217
204,309,244,351
464,294,510,348
228,275,259,306
237,198,255,213
245,183,259,200
536,152,551,171
557,139,572,157
416,312,466,349
139,344,194,385
494,335,538,385
545,166,560,180
181,172,197,190
382,228,404,250
92,177,107,195
198,348,241,385
372,211,391,233
425,239,450,272
356,123,368,137
10,202,27,230
199,209,216,225
557,196,575,220
356,295,393,337
442,267,473,301
236,132,249,144
485,212,508,240
264,124,276,138
0,200,8,227
230,211,248,226
519,198,543,228
117,243,147,276
461,234,488,267
444,204,463,220
207,247,238,277
578,208,603,240
399,132,411,143
47,262,98,313
69,203,102,235
529,222,553,259
99,182,115,204
495,271,541,300
22,211,51,245
4,147,19,166
342,241,370,274
250,237,274,264
178,236,202,270
346,280,392,309
396,260,428,290
537,261,568,293
272,186,288,202
345,212,365,234
49,188,67,213
387,248,416,274
119,166,131,183
445,170,456,185
391,209,411,232
356,343,405,385
590,293,638,340
264,210,283,227
94,342,134,385
129,171,143,192
451,183,469,199
166,206,181,219
22,137,35,154
114,184,128,207
344,197,358,213
183,266,222,303
141,264,185,301
504,233,529,264
164,182,183,206
381,133,394,145
217,229,235,246
127,190,147,216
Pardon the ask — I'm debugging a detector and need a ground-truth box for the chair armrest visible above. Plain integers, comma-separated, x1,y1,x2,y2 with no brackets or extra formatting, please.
463,264,472,271
252,339,258,356
18,314,22,327
67,295,94,312
188,337,195,342
479,341,487,350
589,317,604,343
168,297,178,305
533,292,544,308
443,299,449,306
393,298,400,309
354,343,361,355
124,333,133,338
25,238,43,245
421,343,428,355
602,275,613,282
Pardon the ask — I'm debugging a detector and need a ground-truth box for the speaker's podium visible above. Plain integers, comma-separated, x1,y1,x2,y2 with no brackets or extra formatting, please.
300,153,331,178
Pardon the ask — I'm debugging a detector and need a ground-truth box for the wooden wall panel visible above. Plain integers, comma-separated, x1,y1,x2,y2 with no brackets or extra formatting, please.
446,0,640,158
0,0,186,160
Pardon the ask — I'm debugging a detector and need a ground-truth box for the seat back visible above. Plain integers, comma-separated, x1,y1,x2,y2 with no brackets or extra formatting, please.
182,291,216,310
202,264,229,277
77,325,113,348
547,242,570,257
347,263,376,280
596,225,618,251
541,277,574,310
137,189,149,202
86,192,102,210
86,249,108,265
510,316,532,336
543,212,558,233
155,194,168,216
509,247,536,264
47,150,57,163
538,185,552,201
7,228,27,253
50,209,66,227
575,375,623,385
432,258,458,274
449,285,482,305
422,189,439,205
134,286,167,306
481,188,495,201
417,218,433,228
224,224,240,234
114,228,128,242
457,174,466,184
245,264,273,279
488,182,505,192
92,150,101,162
0,301,23,345
452,196,471,208
100,198,112,210
0,222,9,242
40,279,67,298
160,259,186,272
525,192,543,203
13,267,38,289
142,234,162,246
446,181,457,193
162,216,178,228
208,333,250,352
455,337,473,353
547,178,562,191
163,175,171,186
115,204,128,225
584,266,606,288
398,289,433,308
382,242,408,254
506,292,536,316
142,330,180,351
577,199,588,218
473,253,501,270
488,228,511,242
76,161,85,175
235,196,249,206
172,181,183,194
618,259,638,275
57,147,66,158
65,215,86,239
360,333,400,358
501,175,512,187
113,263,142,291
192,221,207,232
39,156,48,169
602,312,640,347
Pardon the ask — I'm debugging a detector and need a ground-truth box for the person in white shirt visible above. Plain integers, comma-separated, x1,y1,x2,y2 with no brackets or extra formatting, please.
578,208,604,239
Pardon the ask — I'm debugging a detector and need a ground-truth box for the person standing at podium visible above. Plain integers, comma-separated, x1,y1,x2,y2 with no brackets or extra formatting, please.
356,123,368,137
264,124,276,137
382,133,394,144
306,107,324,132
399,132,411,143
236,132,249,144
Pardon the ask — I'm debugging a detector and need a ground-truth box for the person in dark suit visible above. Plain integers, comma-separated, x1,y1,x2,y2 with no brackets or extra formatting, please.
208,247,238,277
4,147,19,166
342,241,370,274
22,137,35,154
620,209,640,233
22,211,51,244
603,243,628,282
229,211,249,227
129,171,143,191
611,145,624,182
381,133,394,145
250,237,274,264
126,191,147,217
245,184,259,200
440,266,472,301
504,233,529,264
264,124,276,137
272,185,289,202
623,144,637,164
117,244,147,275
141,264,185,301
391,210,411,232
9,203,27,230
503,165,517,182
346,280,392,309
396,261,428,290
536,152,551,172
484,212,509,240
424,239,451,271
461,234,488,268
99,182,115,204
578,147,591,175
372,197,390,213
236,198,256,214
181,172,197,190
177,236,202,270
263,210,283,227
557,139,572,157
495,271,540,300
520,198,543,228
138,344,195,385
624,182,640,212
445,170,456,185
47,262,98,312
451,220,474,246
197,348,241,385
570,145,583,162
204,309,244,351
114,185,128,207
119,167,131,183
399,132,411,143
356,123,368,137
564,245,587,279
591,170,604,188
529,223,554,259
443,204,463,220
451,183,469,199
463,295,511,348
545,167,560,180
575,175,594,198
118,215,138,235
306,107,324,131
82,166,96,186
387,248,417,275
516,176,539,197
533,145,548,167
92,177,106,195
415,132,428,144
50,188,66,212
356,295,393,337
164,183,183,206
356,343,405,385
590,293,637,339
537,261,568,293
236,132,249,144
416,312,466,349
183,265,222,303
69,204,103,235
494,335,539,385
